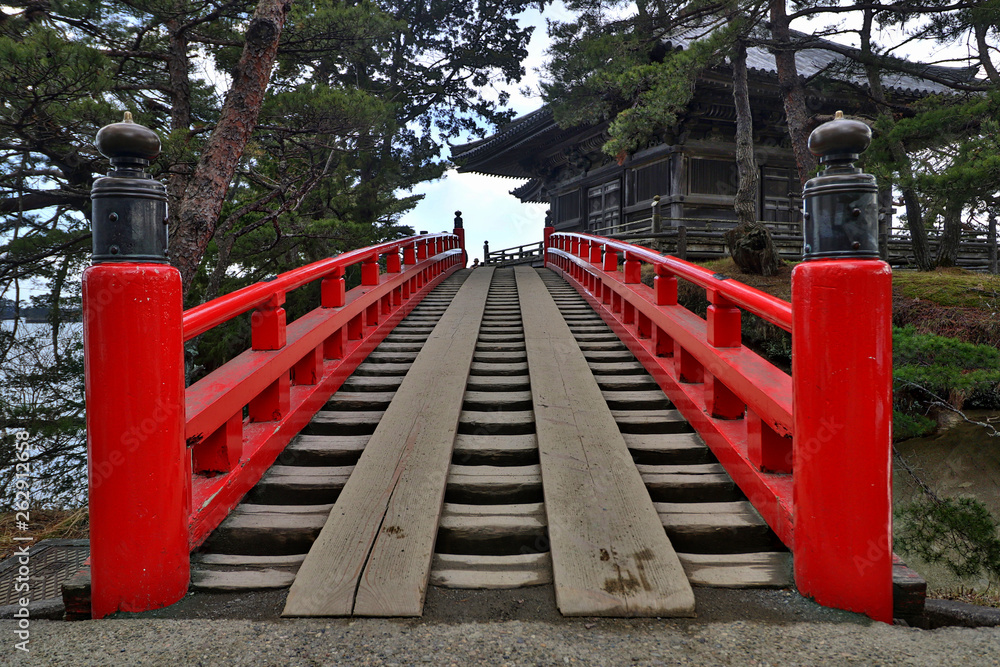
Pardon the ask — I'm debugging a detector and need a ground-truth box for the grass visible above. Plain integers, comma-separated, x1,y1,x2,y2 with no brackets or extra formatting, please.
893,268,1000,309
931,586,1000,609
0,508,88,560
687,259,999,313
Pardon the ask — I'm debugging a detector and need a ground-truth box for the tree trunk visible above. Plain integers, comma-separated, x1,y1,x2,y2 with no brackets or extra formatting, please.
769,0,816,187
726,38,783,276
936,198,963,267
166,17,193,206
859,9,933,270
975,23,1000,84
169,0,292,295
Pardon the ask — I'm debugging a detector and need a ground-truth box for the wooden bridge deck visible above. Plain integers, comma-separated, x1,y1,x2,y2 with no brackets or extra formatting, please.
192,267,791,617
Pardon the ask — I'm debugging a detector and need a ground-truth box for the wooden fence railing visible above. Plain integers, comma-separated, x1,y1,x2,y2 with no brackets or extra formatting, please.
482,239,545,266
600,215,999,272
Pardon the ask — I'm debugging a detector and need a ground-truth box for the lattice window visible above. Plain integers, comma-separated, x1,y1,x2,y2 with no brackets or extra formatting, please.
627,159,670,205
689,158,738,196
587,180,621,233
556,190,581,224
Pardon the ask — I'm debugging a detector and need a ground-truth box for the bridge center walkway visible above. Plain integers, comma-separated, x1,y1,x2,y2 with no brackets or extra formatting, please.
193,267,789,618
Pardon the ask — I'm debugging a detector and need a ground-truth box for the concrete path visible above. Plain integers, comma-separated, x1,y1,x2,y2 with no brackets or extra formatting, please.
5,616,999,665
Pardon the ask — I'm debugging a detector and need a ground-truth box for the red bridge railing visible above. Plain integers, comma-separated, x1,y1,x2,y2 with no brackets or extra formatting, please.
83,230,465,618
544,230,893,623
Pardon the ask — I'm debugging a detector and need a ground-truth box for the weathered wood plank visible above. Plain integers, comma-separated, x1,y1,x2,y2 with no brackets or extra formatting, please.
430,553,553,589
192,569,295,591
676,552,792,588
516,266,695,617
601,390,671,410
462,390,533,410
445,464,543,504
453,433,538,465
283,434,369,466
283,268,494,617
458,410,536,435
340,375,405,392
623,433,711,465
436,502,547,556
655,501,775,553
465,376,531,391
325,392,397,410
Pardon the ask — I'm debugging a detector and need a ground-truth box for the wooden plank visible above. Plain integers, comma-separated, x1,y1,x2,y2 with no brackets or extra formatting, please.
192,569,295,591
676,552,792,588
515,266,695,617
436,502,547,556
446,464,543,504
453,433,538,465
284,434,368,466
430,553,553,589
283,267,494,617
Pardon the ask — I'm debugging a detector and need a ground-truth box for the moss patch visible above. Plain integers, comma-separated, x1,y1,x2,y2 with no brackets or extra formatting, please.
893,268,1000,309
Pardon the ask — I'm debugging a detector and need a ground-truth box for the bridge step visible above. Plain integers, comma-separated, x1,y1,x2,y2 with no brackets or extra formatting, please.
283,268,495,617
281,435,368,466
193,266,792,607
516,266,695,617
452,433,538,466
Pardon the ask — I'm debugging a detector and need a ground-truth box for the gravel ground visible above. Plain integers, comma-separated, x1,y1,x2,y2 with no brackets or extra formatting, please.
3,616,1000,666
3,586,1000,666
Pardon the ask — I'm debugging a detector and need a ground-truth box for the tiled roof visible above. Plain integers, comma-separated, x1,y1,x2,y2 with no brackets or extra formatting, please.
667,27,979,97
451,28,980,180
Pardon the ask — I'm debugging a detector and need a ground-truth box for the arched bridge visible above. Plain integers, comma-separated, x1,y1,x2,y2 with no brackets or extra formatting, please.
78,116,910,624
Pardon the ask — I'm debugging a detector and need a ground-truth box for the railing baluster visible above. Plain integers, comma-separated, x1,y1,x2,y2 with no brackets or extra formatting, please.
704,289,745,420
249,291,290,423
653,264,676,357
193,412,243,475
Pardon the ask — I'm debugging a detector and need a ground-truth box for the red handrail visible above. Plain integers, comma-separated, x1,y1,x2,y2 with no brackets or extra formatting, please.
83,229,465,618
183,233,455,340
544,228,893,623
552,232,792,331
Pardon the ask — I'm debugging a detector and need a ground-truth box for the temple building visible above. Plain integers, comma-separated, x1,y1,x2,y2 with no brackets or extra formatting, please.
451,30,977,237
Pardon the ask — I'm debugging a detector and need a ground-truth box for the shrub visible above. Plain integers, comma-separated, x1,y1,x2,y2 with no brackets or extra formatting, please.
893,325,1000,413
896,496,1000,581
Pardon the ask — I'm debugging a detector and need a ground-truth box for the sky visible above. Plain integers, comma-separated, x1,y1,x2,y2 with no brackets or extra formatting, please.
397,4,575,265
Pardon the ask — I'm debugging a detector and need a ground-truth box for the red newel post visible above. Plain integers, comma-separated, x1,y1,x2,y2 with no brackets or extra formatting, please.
84,114,188,618
543,210,554,266
792,112,893,623
361,252,380,286
386,249,402,274
454,211,467,267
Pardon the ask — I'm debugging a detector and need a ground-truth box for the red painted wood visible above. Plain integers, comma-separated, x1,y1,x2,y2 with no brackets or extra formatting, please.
747,410,792,473
187,256,461,548
292,346,323,386
559,232,792,331
83,263,188,619
361,253,380,286
386,250,402,274
792,259,894,623
182,233,453,340
193,412,243,474
589,240,602,264
251,292,287,351
546,255,796,548
549,233,895,624
321,267,345,308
